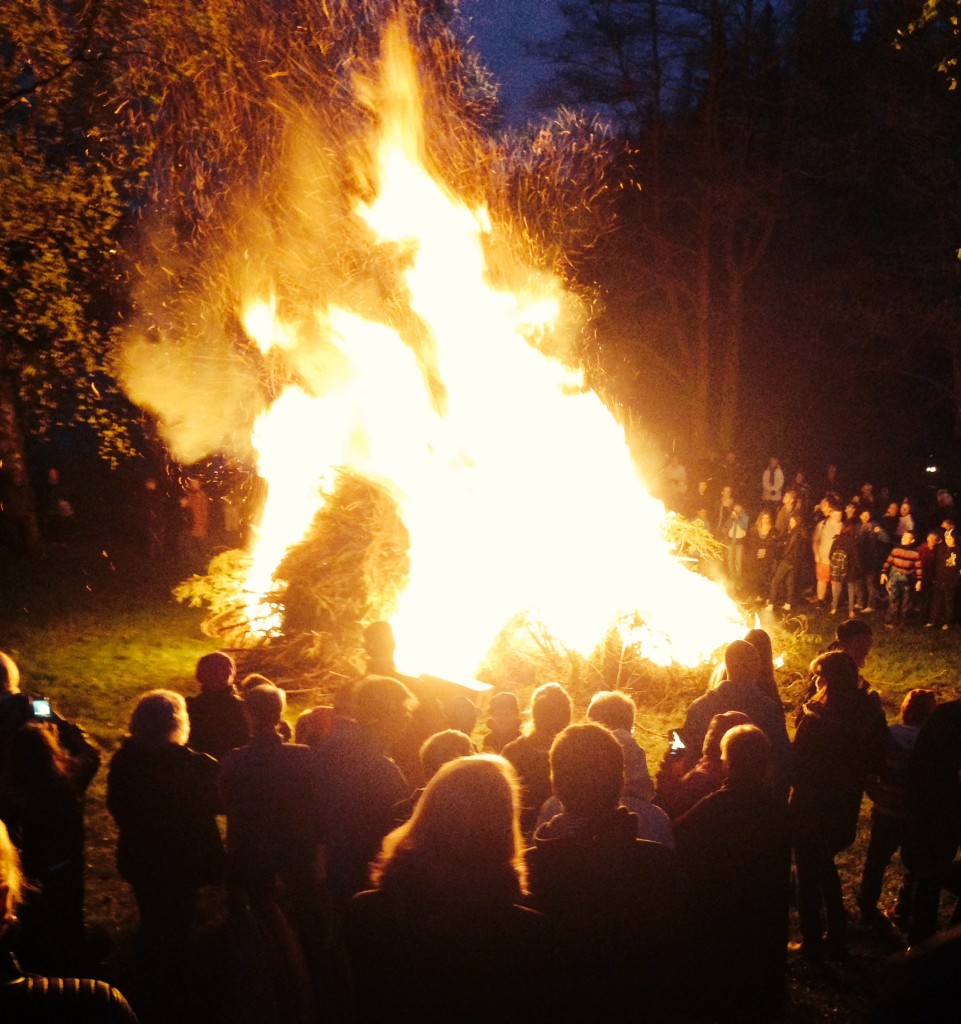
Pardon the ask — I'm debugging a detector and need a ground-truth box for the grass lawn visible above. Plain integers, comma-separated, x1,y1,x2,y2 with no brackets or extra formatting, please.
2,543,960,1021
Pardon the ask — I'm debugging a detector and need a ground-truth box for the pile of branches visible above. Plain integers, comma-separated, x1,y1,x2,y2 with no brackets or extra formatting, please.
175,472,408,689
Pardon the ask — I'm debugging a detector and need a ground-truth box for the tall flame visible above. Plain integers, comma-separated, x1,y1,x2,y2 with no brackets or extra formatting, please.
238,22,745,678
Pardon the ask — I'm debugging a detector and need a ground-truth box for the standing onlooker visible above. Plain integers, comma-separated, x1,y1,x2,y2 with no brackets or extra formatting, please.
0,722,100,974
481,692,521,754
881,531,923,628
186,651,249,760
811,503,843,607
768,513,805,612
857,508,887,613
829,518,863,617
903,698,961,946
107,691,224,1011
675,725,790,1021
774,489,797,536
525,724,679,1019
791,651,884,962
312,676,413,904
725,501,750,584
345,756,553,1023
919,531,941,627
897,499,916,543
180,477,211,565
745,511,777,601
761,457,785,513
858,688,938,930
502,683,572,835
930,528,961,629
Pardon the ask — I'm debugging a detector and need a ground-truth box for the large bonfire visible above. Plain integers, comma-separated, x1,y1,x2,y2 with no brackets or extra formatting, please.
123,11,745,686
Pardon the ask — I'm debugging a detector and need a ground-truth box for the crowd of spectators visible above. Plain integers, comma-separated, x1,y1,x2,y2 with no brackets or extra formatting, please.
3,613,961,1022
661,452,960,628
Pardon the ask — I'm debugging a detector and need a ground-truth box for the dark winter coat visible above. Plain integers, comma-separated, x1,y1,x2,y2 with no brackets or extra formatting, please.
525,807,679,1018
106,740,224,888
674,781,790,1021
186,689,249,760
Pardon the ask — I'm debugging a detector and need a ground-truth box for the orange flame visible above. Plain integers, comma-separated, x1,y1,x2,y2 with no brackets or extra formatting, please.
238,21,745,678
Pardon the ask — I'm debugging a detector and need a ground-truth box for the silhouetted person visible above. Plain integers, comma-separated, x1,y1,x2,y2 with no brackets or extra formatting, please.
345,756,553,1023
675,725,790,1021
791,651,882,961
903,697,961,946
362,621,444,788
107,691,223,1011
186,651,249,759
525,723,679,1019
220,684,322,1024
313,675,413,903
859,688,937,930
481,691,521,753
393,729,474,824
656,710,751,822
0,723,99,975
681,640,792,792
502,682,572,835
0,820,139,1023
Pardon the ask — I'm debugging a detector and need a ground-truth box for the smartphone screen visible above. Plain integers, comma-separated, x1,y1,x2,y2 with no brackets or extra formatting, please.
31,699,52,718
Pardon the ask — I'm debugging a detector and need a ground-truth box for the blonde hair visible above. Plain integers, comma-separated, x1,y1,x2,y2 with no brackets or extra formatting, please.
371,754,527,896
0,651,20,695
129,690,189,746
0,819,26,929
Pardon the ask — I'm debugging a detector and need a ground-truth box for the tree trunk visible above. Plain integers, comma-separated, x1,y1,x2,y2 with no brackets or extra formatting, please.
0,369,41,551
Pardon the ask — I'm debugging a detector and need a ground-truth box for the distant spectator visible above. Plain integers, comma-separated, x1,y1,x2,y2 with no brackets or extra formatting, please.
502,683,572,835
180,477,211,564
745,511,776,600
881,530,923,628
363,621,445,788
857,508,887,613
761,457,784,511
919,531,941,626
812,503,843,606
829,517,863,616
238,673,292,741
897,499,916,542
930,528,961,629
481,692,521,753
743,627,782,707
767,513,805,612
0,820,139,1023
186,651,249,759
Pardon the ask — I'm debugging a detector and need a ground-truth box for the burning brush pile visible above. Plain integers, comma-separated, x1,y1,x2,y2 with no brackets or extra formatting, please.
128,7,746,693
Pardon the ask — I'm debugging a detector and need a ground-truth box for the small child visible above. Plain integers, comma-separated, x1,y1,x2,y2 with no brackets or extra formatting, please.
858,688,938,929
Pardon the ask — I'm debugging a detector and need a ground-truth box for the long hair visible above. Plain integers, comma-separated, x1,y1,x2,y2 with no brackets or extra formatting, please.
5,722,72,792
0,819,27,931
371,755,527,900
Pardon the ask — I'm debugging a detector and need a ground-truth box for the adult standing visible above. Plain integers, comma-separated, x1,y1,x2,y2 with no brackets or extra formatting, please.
107,691,223,1010
675,725,790,1021
791,652,883,961
761,457,785,514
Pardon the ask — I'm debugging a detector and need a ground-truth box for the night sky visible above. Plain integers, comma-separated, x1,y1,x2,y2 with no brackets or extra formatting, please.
459,0,562,123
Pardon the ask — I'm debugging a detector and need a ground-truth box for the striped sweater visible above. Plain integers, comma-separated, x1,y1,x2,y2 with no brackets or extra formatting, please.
883,546,923,581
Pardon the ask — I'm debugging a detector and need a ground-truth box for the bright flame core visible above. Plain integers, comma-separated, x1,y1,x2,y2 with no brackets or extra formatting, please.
238,22,745,678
